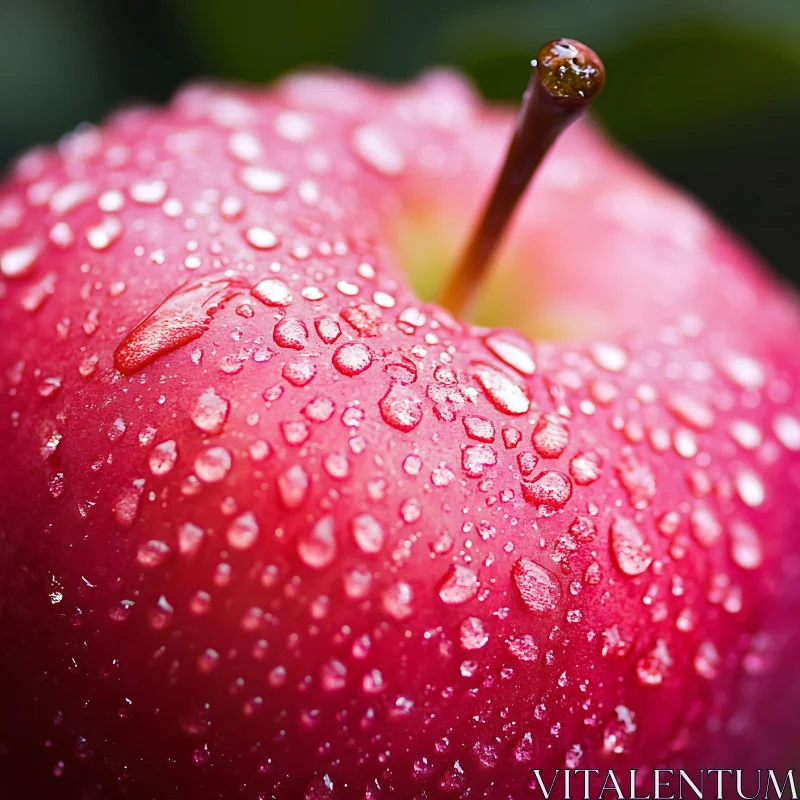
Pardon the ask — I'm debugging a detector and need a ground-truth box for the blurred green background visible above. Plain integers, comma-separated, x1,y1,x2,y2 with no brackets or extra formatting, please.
1,0,798,285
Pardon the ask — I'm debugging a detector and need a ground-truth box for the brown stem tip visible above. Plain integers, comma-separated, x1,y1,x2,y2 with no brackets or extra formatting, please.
439,39,605,319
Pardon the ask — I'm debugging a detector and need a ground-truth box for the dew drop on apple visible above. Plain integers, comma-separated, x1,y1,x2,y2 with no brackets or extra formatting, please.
282,360,317,387
148,440,178,476
459,616,489,650
603,705,637,754
177,521,205,557
190,590,212,616
239,165,288,194
472,363,530,415
303,396,335,423
507,634,540,662
115,276,247,375
273,318,308,350
729,520,763,570
513,732,535,763
379,384,423,432
635,639,671,685
194,446,232,483
332,342,372,376
1,242,40,278
689,507,722,548
382,580,414,620
569,451,602,485
532,413,569,458
616,455,657,510
277,464,309,509
137,539,171,569
227,512,259,550
281,420,310,446
694,640,720,679
315,316,341,344
463,415,495,442
321,659,347,692
610,516,653,576
521,471,572,515
483,331,535,376
113,479,144,527
437,565,478,605
343,566,372,600
512,557,560,613
351,513,385,554
462,444,497,478
298,515,337,569
252,277,293,307
774,413,800,451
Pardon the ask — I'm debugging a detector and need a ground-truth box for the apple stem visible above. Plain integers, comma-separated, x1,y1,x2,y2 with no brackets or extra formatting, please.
439,39,606,319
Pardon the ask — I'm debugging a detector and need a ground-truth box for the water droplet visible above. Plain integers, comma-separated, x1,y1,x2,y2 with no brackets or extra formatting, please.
667,393,715,431
178,521,205,557
730,520,763,570
227,512,259,550
718,351,765,390
507,634,540,662
379,384,423,432
483,331,535,375
191,388,230,435
1,242,39,278
298,515,337,569
459,617,489,650
87,216,122,250
616,455,657,510
735,469,765,508
332,342,372,376
227,130,262,162
245,226,279,250
115,275,248,374
521,471,572,515
282,360,317,387
351,514,385,554
273,318,308,350
532,413,569,458
774,413,800,451
382,581,414,620
194,446,232,483
321,658,347,692
693,640,720,679
635,639,671,685
603,705,637,754
512,557,560,613
252,277,292,307
137,539,171,568
130,180,167,205
352,124,405,175
590,343,628,373
437,564,478,605
303,396,335,422
569,451,602,485
281,420,310,446
689,507,722,548
149,440,178,476
315,317,341,344
473,364,530,415
463,415,495,442
113,479,144,528
274,110,316,141
610,516,653,576
462,444,497,478
277,465,310,509
239,165,287,194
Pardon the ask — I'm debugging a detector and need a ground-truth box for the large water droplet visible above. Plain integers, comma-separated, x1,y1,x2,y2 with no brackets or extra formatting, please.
473,364,530,415
483,331,535,376
459,617,489,650
610,516,653,576
382,581,414,620
512,557,560,613
332,342,373,376
521,471,572,515
191,388,230,435
532,413,569,458
462,444,497,478
273,318,308,350
729,520,763,570
351,124,406,175
298,515,337,569
227,512,259,550
252,278,293,307
115,275,248,374
351,514,385,554
149,440,178,476
195,446,232,483
379,384,423,432
437,564,478,605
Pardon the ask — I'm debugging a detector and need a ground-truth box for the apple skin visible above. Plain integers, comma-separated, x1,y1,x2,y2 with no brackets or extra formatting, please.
0,71,799,799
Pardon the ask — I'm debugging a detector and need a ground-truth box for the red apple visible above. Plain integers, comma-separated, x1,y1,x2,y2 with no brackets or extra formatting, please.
0,40,799,799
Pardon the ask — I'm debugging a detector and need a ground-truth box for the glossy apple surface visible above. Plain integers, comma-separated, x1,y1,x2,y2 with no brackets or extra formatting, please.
0,72,799,798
